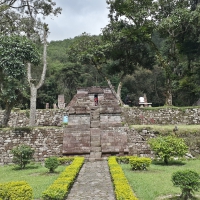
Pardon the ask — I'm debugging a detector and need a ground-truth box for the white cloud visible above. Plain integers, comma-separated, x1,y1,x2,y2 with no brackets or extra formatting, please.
45,0,110,41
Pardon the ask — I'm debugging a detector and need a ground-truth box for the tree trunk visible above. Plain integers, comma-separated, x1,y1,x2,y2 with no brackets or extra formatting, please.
117,81,124,106
105,77,122,105
164,156,169,165
165,89,172,106
165,79,173,106
27,24,48,126
2,102,12,127
29,85,37,126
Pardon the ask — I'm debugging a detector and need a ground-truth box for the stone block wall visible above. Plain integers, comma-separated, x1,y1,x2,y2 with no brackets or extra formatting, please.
0,109,68,127
0,128,63,165
122,107,200,125
68,114,90,126
0,107,199,127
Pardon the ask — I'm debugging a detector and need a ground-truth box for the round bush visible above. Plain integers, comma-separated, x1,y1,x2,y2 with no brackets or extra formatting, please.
172,170,200,199
44,157,59,173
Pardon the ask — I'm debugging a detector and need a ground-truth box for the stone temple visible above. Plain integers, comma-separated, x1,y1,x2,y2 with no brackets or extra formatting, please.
63,86,129,160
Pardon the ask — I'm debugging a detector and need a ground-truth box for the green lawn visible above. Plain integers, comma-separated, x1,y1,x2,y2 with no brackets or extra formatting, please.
131,125,200,135
0,163,66,199
121,159,200,200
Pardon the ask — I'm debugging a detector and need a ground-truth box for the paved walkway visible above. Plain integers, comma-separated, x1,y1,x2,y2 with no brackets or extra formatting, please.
66,160,116,200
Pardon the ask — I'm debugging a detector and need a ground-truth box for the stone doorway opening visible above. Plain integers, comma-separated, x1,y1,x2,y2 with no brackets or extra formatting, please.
94,94,98,106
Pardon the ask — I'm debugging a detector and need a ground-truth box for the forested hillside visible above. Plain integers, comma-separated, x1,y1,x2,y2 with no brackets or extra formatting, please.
1,0,200,112
38,0,200,108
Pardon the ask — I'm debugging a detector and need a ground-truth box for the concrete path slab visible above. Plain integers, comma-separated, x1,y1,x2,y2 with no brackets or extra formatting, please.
66,161,115,200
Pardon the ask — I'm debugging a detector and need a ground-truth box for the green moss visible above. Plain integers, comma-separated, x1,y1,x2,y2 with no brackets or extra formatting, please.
12,127,33,133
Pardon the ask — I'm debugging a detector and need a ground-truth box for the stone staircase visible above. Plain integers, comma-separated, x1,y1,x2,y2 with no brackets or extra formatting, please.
90,107,102,160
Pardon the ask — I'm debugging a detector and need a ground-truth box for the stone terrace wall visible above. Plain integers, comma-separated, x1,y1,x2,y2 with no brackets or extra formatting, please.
0,128,63,165
0,109,68,127
122,107,200,125
0,107,199,127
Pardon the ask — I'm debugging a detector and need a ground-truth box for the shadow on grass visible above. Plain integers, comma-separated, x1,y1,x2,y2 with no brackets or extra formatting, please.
152,160,186,166
12,164,40,170
29,171,60,176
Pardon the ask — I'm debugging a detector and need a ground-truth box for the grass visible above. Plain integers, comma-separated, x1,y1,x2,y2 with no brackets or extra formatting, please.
134,106,200,111
131,125,200,135
0,162,66,199
121,159,200,200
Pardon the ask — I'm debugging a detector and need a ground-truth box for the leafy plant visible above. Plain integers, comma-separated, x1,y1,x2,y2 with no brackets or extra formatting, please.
45,157,59,173
0,181,33,200
148,135,188,164
129,157,152,170
172,170,200,200
108,156,138,200
11,145,34,169
57,157,73,165
42,157,84,200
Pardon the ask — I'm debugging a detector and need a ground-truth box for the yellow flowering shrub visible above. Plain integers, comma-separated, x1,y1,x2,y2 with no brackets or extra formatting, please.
42,156,84,200
0,181,33,200
108,156,138,200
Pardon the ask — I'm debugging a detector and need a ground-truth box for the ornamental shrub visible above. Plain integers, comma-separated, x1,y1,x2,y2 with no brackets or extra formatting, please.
129,157,151,170
172,170,200,200
42,157,84,200
0,181,33,200
58,157,73,165
45,157,60,173
148,135,188,164
11,144,34,169
108,156,138,200
116,156,131,164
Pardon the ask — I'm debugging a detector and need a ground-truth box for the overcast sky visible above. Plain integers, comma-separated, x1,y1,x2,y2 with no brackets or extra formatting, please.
45,0,110,41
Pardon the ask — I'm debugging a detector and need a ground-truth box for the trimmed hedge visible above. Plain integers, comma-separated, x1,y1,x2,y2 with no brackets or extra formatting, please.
42,156,84,200
108,156,138,200
0,181,33,200
129,157,152,170
116,156,132,164
58,156,74,165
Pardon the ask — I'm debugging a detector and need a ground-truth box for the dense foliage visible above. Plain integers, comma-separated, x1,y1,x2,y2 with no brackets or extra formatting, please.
0,181,33,200
172,170,200,199
11,144,35,169
108,156,138,200
129,157,152,170
42,157,84,200
148,136,188,164
1,0,200,111
44,157,59,173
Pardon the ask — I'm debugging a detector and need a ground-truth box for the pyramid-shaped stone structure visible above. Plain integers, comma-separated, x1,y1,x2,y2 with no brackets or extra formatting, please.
63,86,128,160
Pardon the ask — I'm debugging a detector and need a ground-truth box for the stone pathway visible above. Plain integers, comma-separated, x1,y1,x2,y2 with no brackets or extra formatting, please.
66,160,116,200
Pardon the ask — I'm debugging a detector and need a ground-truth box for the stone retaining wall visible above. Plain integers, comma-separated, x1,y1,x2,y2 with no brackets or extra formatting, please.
0,107,200,165
1,126,200,165
0,128,63,165
0,107,199,127
122,107,200,125
0,109,68,127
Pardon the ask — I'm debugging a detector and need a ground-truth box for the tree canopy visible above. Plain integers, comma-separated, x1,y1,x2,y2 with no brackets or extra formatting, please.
0,35,40,126
1,0,200,113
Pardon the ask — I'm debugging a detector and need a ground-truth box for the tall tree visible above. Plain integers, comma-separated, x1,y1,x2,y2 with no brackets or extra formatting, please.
103,0,157,104
68,33,124,104
0,35,40,127
102,20,155,103
155,0,200,105
27,24,48,126
0,0,61,126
